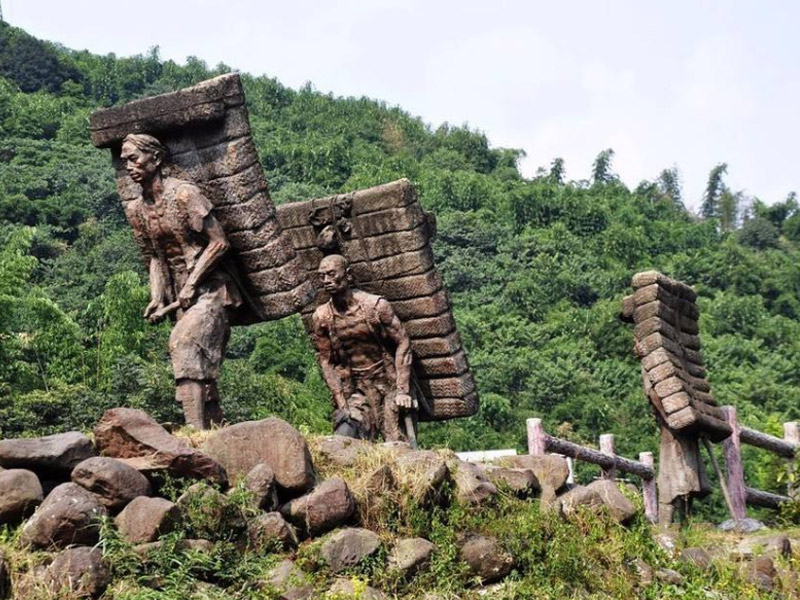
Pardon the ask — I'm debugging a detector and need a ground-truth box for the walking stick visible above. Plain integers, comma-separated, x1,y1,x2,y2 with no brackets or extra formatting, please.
702,436,739,526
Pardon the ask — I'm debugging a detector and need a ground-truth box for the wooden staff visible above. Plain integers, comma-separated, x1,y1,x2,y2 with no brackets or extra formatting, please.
702,436,739,525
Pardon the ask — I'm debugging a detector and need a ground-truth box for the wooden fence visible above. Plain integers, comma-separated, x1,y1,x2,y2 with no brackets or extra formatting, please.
526,418,658,523
463,413,798,524
721,405,798,519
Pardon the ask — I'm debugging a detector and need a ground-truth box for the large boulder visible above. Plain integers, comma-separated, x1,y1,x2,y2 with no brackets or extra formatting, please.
282,477,355,536
321,527,381,572
364,465,397,495
94,408,227,486
248,512,299,550
452,460,497,505
260,559,312,597
743,557,777,592
732,534,792,560
175,481,236,539
496,454,569,503
0,469,43,526
42,546,110,599
679,547,712,570
718,517,765,533
176,482,230,536
71,457,152,511
0,432,95,476
394,450,450,503
389,537,436,576
478,465,537,497
115,496,181,544
202,418,315,495
312,435,371,468
653,532,679,557
20,482,107,549
241,463,278,511
558,480,637,524
459,535,515,583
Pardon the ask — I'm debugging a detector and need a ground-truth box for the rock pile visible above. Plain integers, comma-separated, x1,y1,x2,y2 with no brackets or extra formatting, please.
0,408,664,598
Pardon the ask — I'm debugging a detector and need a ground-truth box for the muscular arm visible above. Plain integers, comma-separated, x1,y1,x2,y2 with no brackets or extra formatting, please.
178,186,230,308
312,311,347,410
377,299,412,396
148,257,168,303
184,215,230,290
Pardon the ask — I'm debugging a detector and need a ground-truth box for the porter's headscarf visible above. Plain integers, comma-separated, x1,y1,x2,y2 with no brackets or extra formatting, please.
122,133,168,162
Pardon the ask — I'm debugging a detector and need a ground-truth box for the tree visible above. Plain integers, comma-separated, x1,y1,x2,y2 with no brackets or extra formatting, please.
657,166,682,206
718,189,742,232
549,157,565,184
591,149,616,185
701,163,728,219
738,217,779,250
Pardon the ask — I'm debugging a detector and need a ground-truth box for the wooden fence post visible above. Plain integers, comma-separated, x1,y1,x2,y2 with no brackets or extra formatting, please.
785,422,800,446
527,418,546,456
784,421,799,498
721,405,747,520
600,434,617,480
639,451,658,523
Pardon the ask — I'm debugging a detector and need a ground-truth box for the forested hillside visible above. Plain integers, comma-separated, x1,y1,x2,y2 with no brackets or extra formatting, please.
2,22,799,511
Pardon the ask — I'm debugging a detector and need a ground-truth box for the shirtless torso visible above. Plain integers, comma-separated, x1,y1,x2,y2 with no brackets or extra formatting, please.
311,255,417,443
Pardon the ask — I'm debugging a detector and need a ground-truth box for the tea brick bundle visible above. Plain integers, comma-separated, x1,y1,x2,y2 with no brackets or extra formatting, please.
622,271,731,442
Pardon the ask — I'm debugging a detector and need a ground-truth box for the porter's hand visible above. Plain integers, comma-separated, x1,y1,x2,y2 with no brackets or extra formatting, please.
178,284,196,310
144,299,161,319
145,300,166,323
396,393,416,410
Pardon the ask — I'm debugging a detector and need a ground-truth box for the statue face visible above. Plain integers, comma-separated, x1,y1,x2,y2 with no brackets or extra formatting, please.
318,258,349,295
121,141,161,184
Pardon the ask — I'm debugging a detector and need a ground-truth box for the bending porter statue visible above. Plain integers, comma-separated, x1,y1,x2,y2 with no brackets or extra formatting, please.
312,254,419,444
120,133,243,429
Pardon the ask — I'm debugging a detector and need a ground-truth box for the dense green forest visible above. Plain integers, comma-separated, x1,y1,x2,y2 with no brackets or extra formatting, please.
1,21,799,511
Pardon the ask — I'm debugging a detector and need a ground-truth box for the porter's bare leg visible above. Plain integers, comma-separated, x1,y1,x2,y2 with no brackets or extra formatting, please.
176,379,207,429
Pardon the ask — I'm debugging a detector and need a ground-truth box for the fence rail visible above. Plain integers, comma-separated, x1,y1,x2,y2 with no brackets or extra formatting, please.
474,411,797,525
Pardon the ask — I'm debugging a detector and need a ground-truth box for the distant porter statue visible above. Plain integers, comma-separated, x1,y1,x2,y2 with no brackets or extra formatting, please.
621,271,732,524
120,133,242,429
311,254,418,444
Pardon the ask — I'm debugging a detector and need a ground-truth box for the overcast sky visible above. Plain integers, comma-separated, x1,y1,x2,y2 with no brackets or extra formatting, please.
5,0,799,209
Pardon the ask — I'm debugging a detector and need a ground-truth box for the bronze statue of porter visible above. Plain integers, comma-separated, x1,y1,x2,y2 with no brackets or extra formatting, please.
622,271,732,524
120,133,242,429
311,255,418,443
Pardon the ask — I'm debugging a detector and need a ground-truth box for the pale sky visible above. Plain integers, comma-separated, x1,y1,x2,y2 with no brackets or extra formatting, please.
5,0,799,209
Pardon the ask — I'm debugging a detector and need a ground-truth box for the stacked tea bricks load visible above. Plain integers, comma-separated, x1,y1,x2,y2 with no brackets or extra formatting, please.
622,271,731,442
276,179,478,421
90,74,314,323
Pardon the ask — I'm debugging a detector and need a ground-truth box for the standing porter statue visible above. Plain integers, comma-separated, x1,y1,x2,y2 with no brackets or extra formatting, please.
621,271,732,524
90,75,316,429
121,133,242,429
311,254,418,443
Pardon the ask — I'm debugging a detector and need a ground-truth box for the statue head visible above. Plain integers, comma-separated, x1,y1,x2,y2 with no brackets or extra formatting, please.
318,254,352,296
121,133,168,184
